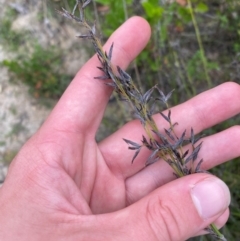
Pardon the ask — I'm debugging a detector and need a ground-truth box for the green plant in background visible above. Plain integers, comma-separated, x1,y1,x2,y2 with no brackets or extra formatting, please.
2,44,71,99
138,1,196,99
0,5,74,100
138,0,240,101
94,0,134,37
140,0,213,96
186,50,218,82
186,0,211,87
55,0,135,37
0,8,27,51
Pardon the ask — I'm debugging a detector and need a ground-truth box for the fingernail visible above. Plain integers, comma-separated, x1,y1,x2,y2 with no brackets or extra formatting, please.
191,177,231,219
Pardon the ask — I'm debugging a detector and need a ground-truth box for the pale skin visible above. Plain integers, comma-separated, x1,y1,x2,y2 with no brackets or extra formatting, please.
0,17,239,241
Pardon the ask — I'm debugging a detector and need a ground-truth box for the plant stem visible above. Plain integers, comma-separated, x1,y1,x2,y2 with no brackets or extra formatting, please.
210,223,227,241
122,0,128,19
187,0,212,88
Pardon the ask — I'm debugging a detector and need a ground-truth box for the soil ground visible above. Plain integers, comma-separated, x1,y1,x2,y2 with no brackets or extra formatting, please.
0,0,89,181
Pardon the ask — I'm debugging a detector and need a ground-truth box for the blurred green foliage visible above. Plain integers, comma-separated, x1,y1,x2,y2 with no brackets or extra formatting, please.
136,0,240,102
0,5,73,100
0,8,27,50
2,45,71,99
94,0,134,36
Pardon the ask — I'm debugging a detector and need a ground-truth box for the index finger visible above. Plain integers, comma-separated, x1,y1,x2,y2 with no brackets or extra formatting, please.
41,17,151,136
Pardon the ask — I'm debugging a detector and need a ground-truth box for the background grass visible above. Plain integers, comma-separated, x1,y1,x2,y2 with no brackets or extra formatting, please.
0,0,240,240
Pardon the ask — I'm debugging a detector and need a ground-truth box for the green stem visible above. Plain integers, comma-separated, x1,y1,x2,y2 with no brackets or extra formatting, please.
171,50,193,98
187,0,212,88
122,0,128,20
174,50,196,96
210,223,226,240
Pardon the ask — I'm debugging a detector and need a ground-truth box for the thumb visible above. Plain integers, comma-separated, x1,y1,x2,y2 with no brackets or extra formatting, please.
96,174,230,241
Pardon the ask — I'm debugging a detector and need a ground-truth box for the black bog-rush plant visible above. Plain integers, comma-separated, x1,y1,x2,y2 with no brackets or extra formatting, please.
57,1,227,240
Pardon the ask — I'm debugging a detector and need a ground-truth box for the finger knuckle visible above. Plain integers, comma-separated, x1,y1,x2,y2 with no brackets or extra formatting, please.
145,197,183,241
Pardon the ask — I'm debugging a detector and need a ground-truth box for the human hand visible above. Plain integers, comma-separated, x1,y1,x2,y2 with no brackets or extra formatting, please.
0,17,239,241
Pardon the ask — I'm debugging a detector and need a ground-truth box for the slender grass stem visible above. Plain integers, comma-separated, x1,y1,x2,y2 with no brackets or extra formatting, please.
187,0,212,88
172,50,193,98
209,223,227,241
122,0,128,19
